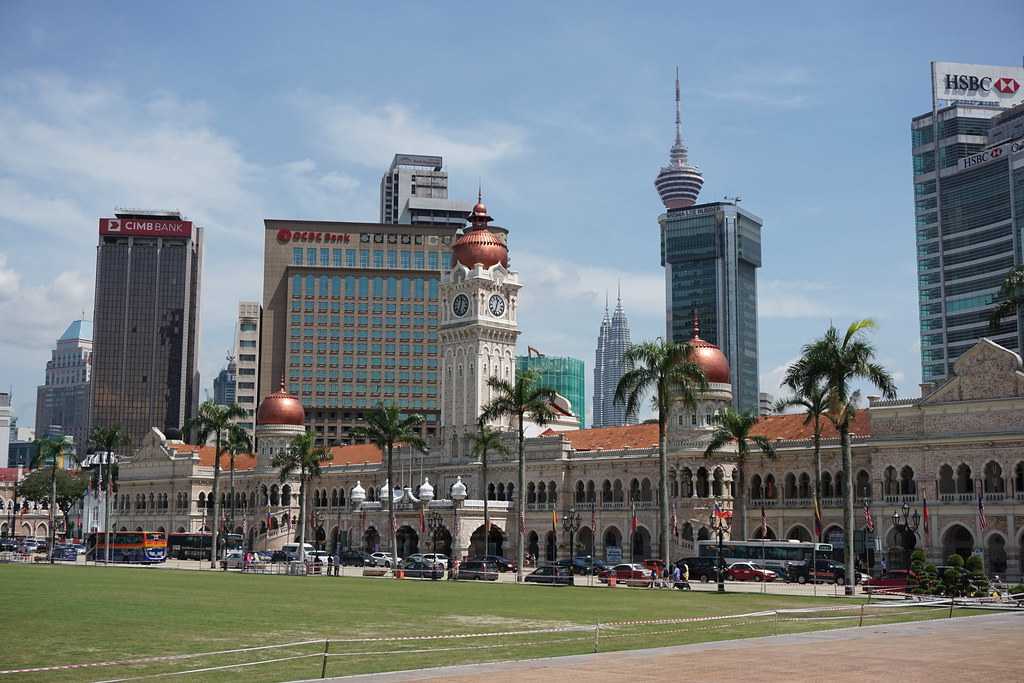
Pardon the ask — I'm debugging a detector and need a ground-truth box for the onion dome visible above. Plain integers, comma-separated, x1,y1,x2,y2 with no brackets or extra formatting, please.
655,68,703,210
452,192,509,269
418,477,434,502
256,380,305,426
378,479,393,502
450,475,467,501
350,481,366,505
688,311,731,384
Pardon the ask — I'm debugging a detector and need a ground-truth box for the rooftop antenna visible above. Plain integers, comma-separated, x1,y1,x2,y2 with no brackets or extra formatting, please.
674,66,682,145
723,195,742,204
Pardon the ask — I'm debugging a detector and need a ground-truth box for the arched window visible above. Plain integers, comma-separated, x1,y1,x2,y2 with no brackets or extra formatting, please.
612,480,623,503
496,483,505,501
764,474,777,499
536,482,547,504
899,466,916,495
712,469,724,497
835,471,846,497
548,481,557,505
1015,462,1024,493
331,489,339,507
640,478,652,502
821,472,833,498
884,466,897,496
681,468,694,497
586,481,596,503
939,465,955,494
282,485,292,506
798,473,811,499
784,473,797,500
984,461,1004,493
601,480,612,503
527,483,536,504
750,474,763,500
575,481,585,503
629,479,640,501
855,470,870,498
956,464,972,494
696,468,709,498
270,485,279,506
197,493,205,510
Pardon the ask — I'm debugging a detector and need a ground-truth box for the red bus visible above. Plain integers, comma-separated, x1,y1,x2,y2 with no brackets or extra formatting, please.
87,531,167,563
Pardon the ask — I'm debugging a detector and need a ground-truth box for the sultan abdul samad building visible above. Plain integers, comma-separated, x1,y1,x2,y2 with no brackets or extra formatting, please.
102,197,1024,580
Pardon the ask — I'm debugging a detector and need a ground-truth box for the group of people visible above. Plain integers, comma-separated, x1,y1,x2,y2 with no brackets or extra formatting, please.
649,562,691,590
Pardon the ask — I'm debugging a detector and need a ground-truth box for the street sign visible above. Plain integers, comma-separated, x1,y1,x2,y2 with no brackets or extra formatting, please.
606,546,622,563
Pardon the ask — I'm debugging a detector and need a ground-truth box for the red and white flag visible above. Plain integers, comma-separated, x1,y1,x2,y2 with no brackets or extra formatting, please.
759,504,768,536
977,492,988,531
863,500,874,533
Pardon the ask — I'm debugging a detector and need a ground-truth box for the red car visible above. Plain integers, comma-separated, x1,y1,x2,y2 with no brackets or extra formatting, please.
864,569,915,590
726,562,777,582
598,563,650,586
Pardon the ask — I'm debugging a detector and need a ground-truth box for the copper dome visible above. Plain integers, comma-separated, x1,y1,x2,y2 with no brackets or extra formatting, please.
452,192,508,269
256,382,306,426
687,313,731,384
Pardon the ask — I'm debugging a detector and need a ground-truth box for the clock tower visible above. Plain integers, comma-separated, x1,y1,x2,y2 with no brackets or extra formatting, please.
439,194,522,457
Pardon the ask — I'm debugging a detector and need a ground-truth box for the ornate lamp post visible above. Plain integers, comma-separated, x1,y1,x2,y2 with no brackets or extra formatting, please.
890,502,920,570
350,481,366,552
450,476,467,564
562,506,581,568
709,503,730,594
427,511,444,557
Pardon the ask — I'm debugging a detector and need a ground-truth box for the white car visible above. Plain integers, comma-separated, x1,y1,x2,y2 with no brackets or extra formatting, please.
308,551,331,564
370,552,401,568
221,550,246,569
421,553,449,567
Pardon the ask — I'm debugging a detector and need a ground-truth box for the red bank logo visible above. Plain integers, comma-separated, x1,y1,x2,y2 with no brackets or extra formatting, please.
994,77,1020,95
277,229,292,242
107,219,121,232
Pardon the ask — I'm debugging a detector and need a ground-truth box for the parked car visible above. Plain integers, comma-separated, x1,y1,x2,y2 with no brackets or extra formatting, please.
676,557,721,583
457,560,499,581
270,550,289,563
421,553,449,568
370,552,401,568
726,562,777,582
253,551,273,563
400,560,444,580
865,569,915,590
598,563,649,586
339,549,374,566
557,556,607,575
525,565,574,586
308,551,331,564
472,555,516,572
0,539,19,552
221,550,246,570
788,560,859,585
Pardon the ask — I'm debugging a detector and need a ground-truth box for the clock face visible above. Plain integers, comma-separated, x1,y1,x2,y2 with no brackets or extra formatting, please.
488,294,506,317
452,293,470,317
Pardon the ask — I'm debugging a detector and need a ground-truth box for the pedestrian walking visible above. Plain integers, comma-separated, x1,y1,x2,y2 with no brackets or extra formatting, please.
662,565,671,589
649,567,658,589
327,555,334,577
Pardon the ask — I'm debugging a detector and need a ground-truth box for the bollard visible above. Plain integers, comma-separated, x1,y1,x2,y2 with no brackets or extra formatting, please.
593,621,600,653
608,575,617,588
858,604,864,627
321,640,329,678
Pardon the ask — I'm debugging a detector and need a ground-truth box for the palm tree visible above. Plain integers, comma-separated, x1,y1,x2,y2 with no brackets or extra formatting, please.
481,369,558,582
88,426,126,564
703,408,775,541
32,437,78,563
774,380,830,537
224,426,253,535
614,340,707,571
989,266,1024,331
184,400,246,568
351,403,426,570
270,431,330,565
785,319,897,596
470,421,509,556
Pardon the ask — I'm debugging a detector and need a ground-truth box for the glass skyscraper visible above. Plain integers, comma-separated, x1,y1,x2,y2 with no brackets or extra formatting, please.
912,63,1024,384
516,353,585,423
90,211,202,448
592,295,637,428
659,202,762,413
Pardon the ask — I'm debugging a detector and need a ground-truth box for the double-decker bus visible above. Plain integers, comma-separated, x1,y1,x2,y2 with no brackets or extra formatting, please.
87,531,167,563
696,539,832,576
167,532,243,560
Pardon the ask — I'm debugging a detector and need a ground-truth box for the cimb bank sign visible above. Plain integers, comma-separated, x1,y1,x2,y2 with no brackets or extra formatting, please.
933,61,1024,109
99,217,192,238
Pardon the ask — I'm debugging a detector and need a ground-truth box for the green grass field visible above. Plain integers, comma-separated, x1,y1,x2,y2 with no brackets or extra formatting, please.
0,564,982,682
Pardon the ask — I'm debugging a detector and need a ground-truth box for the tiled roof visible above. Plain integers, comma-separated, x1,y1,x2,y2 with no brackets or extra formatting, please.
186,443,382,469
0,468,21,482
559,410,871,452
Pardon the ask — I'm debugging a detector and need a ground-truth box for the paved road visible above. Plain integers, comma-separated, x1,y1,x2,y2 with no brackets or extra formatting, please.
319,611,1023,683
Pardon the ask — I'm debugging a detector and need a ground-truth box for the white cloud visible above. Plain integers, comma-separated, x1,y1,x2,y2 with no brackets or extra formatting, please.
300,98,527,171
759,356,799,401
758,279,836,319
0,253,92,350
703,66,816,109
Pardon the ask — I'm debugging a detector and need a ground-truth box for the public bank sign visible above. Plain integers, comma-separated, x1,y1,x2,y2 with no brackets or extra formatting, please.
934,61,1024,109
99,217,192,238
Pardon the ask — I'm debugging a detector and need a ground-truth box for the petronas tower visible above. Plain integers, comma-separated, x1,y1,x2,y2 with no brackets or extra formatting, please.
592,292,637,428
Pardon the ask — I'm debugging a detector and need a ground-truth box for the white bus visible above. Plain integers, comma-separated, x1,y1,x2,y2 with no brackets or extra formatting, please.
695,540,832,576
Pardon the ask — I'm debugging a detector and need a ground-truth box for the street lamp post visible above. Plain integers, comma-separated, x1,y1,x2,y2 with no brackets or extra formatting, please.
890,502,920,570
562,506,580,568
427,511,444,558
709,504,730,594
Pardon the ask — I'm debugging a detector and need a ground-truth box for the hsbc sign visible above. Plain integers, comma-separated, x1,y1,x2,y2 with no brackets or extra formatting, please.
934,62,1024,109
99,217,192,238
957,139,1024,172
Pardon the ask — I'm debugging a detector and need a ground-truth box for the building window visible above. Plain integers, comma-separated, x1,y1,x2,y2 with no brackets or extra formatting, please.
307,248,317,265
293,248,303,265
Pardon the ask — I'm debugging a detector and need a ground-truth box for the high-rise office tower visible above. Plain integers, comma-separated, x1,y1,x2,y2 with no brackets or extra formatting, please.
213,359,237,406
592,293,636,427
0,393,10,467
379,154,473,226
35,319,93,451
232,301,261,435
655,72,762,413
912,62,1024,384
516,350,585,423
260,219,466,445
90,211,202,448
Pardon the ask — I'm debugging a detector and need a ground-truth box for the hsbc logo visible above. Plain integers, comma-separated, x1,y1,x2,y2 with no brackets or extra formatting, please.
994,77,1020,95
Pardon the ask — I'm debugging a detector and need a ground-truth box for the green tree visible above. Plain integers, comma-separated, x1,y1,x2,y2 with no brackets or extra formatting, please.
774,380,830,535
964,554,989,597
224,426,253,534
988,266,1024,331
184,401,246,568
943,553,965,597
703,408,775,541
31,437,78,562
351,403,426,570
785,320,897,596
614,340,707,570
481,369,558,582
270,432,330,565
908,549,941,595
470,421,509,556
19,467,89,541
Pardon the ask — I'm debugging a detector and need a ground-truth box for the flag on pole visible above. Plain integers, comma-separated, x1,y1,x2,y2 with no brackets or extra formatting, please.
551,508,558,535
671,504,679,538
977,492,988,530
630,500,638,535
922,497,930,537
759,504,767,536
419,507,426,533
590,503,596,533
863,499,874,533
813,498,823,540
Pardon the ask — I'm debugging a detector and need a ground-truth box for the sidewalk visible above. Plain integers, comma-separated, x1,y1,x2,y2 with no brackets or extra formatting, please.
316,611,1023,683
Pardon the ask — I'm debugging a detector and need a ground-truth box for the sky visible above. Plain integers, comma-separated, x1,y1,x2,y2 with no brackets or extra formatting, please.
1,1,1022,429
